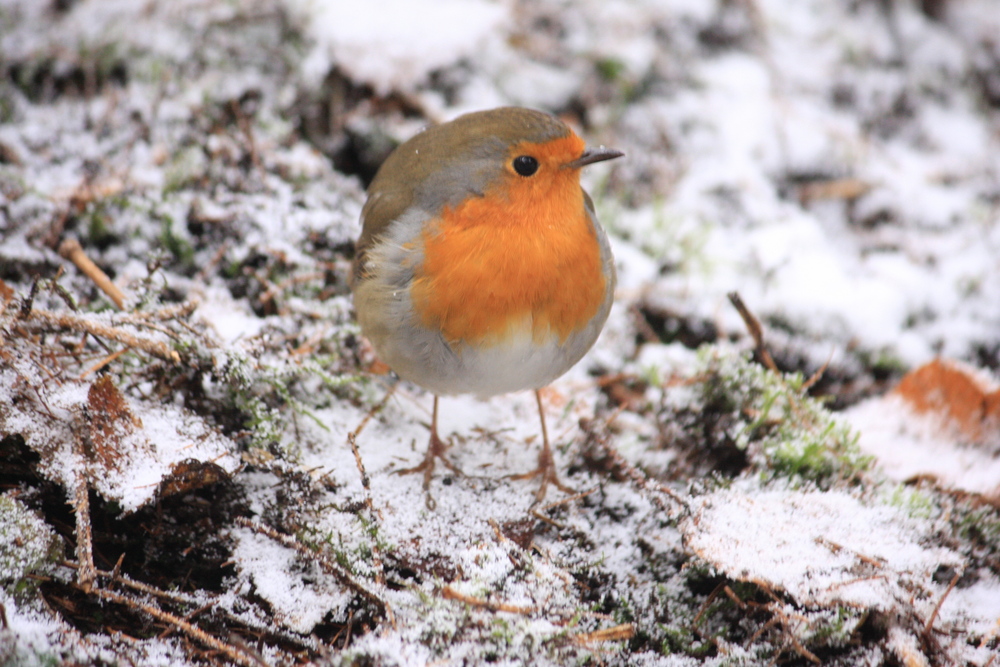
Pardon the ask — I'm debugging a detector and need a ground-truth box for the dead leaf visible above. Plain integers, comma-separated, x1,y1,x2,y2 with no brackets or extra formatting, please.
893,359,1000,450
86,375,142,470
157,459,231,499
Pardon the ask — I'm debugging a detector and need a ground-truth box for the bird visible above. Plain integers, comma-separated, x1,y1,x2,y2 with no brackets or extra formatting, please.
351,106,621,504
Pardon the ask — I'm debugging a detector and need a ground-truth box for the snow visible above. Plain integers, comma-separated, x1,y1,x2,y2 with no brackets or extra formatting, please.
682,486,961,610
230,527,353,633
847,393,1000,497
290,0,508,94
0,366,241,513
2,0,1000,664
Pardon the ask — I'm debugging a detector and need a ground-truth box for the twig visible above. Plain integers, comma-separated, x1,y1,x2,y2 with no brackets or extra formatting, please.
62,560,201,605
923,570,961,636
59,238,126,310
536,487,596,511
69,441,96,592
258,271,325,306
582,418,688,515
87,587,264,667
727,291,778,372
235,517,390,620
816,537,886,568
573,623,635,644
78,348,128,379
21,308,180,363
119,300,199,322
345,381,398,620
530,488,597,527
441,585,536,615
692,581,729,627
801,352,832,392
195,241,230,283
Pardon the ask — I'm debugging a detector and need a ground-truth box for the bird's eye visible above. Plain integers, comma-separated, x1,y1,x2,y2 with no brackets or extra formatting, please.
512,155,539,177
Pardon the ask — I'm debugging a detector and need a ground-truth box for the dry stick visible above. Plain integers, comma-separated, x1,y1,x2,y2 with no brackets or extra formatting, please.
801,353,832,392
23,309,180,363
79,347,128,379
120,300,200,322
692,581,729,627
727,291,778,373
64,562,201,605
70,437,96,592
65,558,319,655
589,424,688,515
235,517,389,616
345,381,398,625
530,488,597,528
441,585,536,615
923,570,961,636
573,623,636,644
58,238,126,310
88,587,264,667
70,481,96,592
158,601,214,640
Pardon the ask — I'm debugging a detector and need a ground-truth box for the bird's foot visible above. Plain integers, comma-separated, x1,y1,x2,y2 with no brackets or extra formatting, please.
508,443,575,503
395,431,462,509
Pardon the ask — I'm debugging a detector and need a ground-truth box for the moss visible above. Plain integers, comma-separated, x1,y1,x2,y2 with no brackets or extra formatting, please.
0,494,63,603
884,484,937,520
697,348,873,487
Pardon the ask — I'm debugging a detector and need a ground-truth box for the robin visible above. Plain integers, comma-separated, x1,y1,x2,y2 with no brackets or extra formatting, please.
352,106,621,503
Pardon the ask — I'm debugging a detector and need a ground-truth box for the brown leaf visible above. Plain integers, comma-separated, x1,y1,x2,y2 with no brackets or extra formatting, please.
86,375,142,469
157,459,230,499
893,359,1000,449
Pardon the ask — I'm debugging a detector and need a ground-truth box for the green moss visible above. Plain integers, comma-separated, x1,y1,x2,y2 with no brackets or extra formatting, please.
885,484,937,520
595,57,627,82
0,494,63,603
697,348,873,487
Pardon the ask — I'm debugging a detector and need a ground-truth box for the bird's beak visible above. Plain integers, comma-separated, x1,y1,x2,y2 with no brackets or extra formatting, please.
563,146,624,169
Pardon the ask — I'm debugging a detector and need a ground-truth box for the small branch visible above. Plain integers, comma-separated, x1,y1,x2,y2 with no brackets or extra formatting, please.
59,238,126,310
87,587,263,667
573,623,635,644
119,300,199,322
801,353,832,392
581,418,688,516
70,439,96,592
345,381,397,620
22,308,180,363
235,517,390,620
441,585,536,615
727,291,778,373
923,570,961,636
692,581,729,627
61,560,200,606
78,348,128,379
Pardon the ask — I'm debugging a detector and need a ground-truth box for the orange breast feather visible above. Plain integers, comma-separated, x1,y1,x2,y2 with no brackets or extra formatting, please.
411,163,606,347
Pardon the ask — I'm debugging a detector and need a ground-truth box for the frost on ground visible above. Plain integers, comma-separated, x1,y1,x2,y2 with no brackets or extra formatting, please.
2,0,1000,666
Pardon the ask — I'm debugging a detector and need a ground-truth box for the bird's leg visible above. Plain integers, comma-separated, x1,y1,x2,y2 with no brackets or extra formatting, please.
509,389,576,501
395,395,462,493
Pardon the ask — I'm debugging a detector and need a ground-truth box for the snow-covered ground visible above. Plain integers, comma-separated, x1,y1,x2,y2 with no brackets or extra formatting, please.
1,0,999,665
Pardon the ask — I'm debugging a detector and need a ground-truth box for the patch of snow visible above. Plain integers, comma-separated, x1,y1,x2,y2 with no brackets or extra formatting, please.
230,527,353,633
289,0,508,94
846,394,1000,497
681,487,961,610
